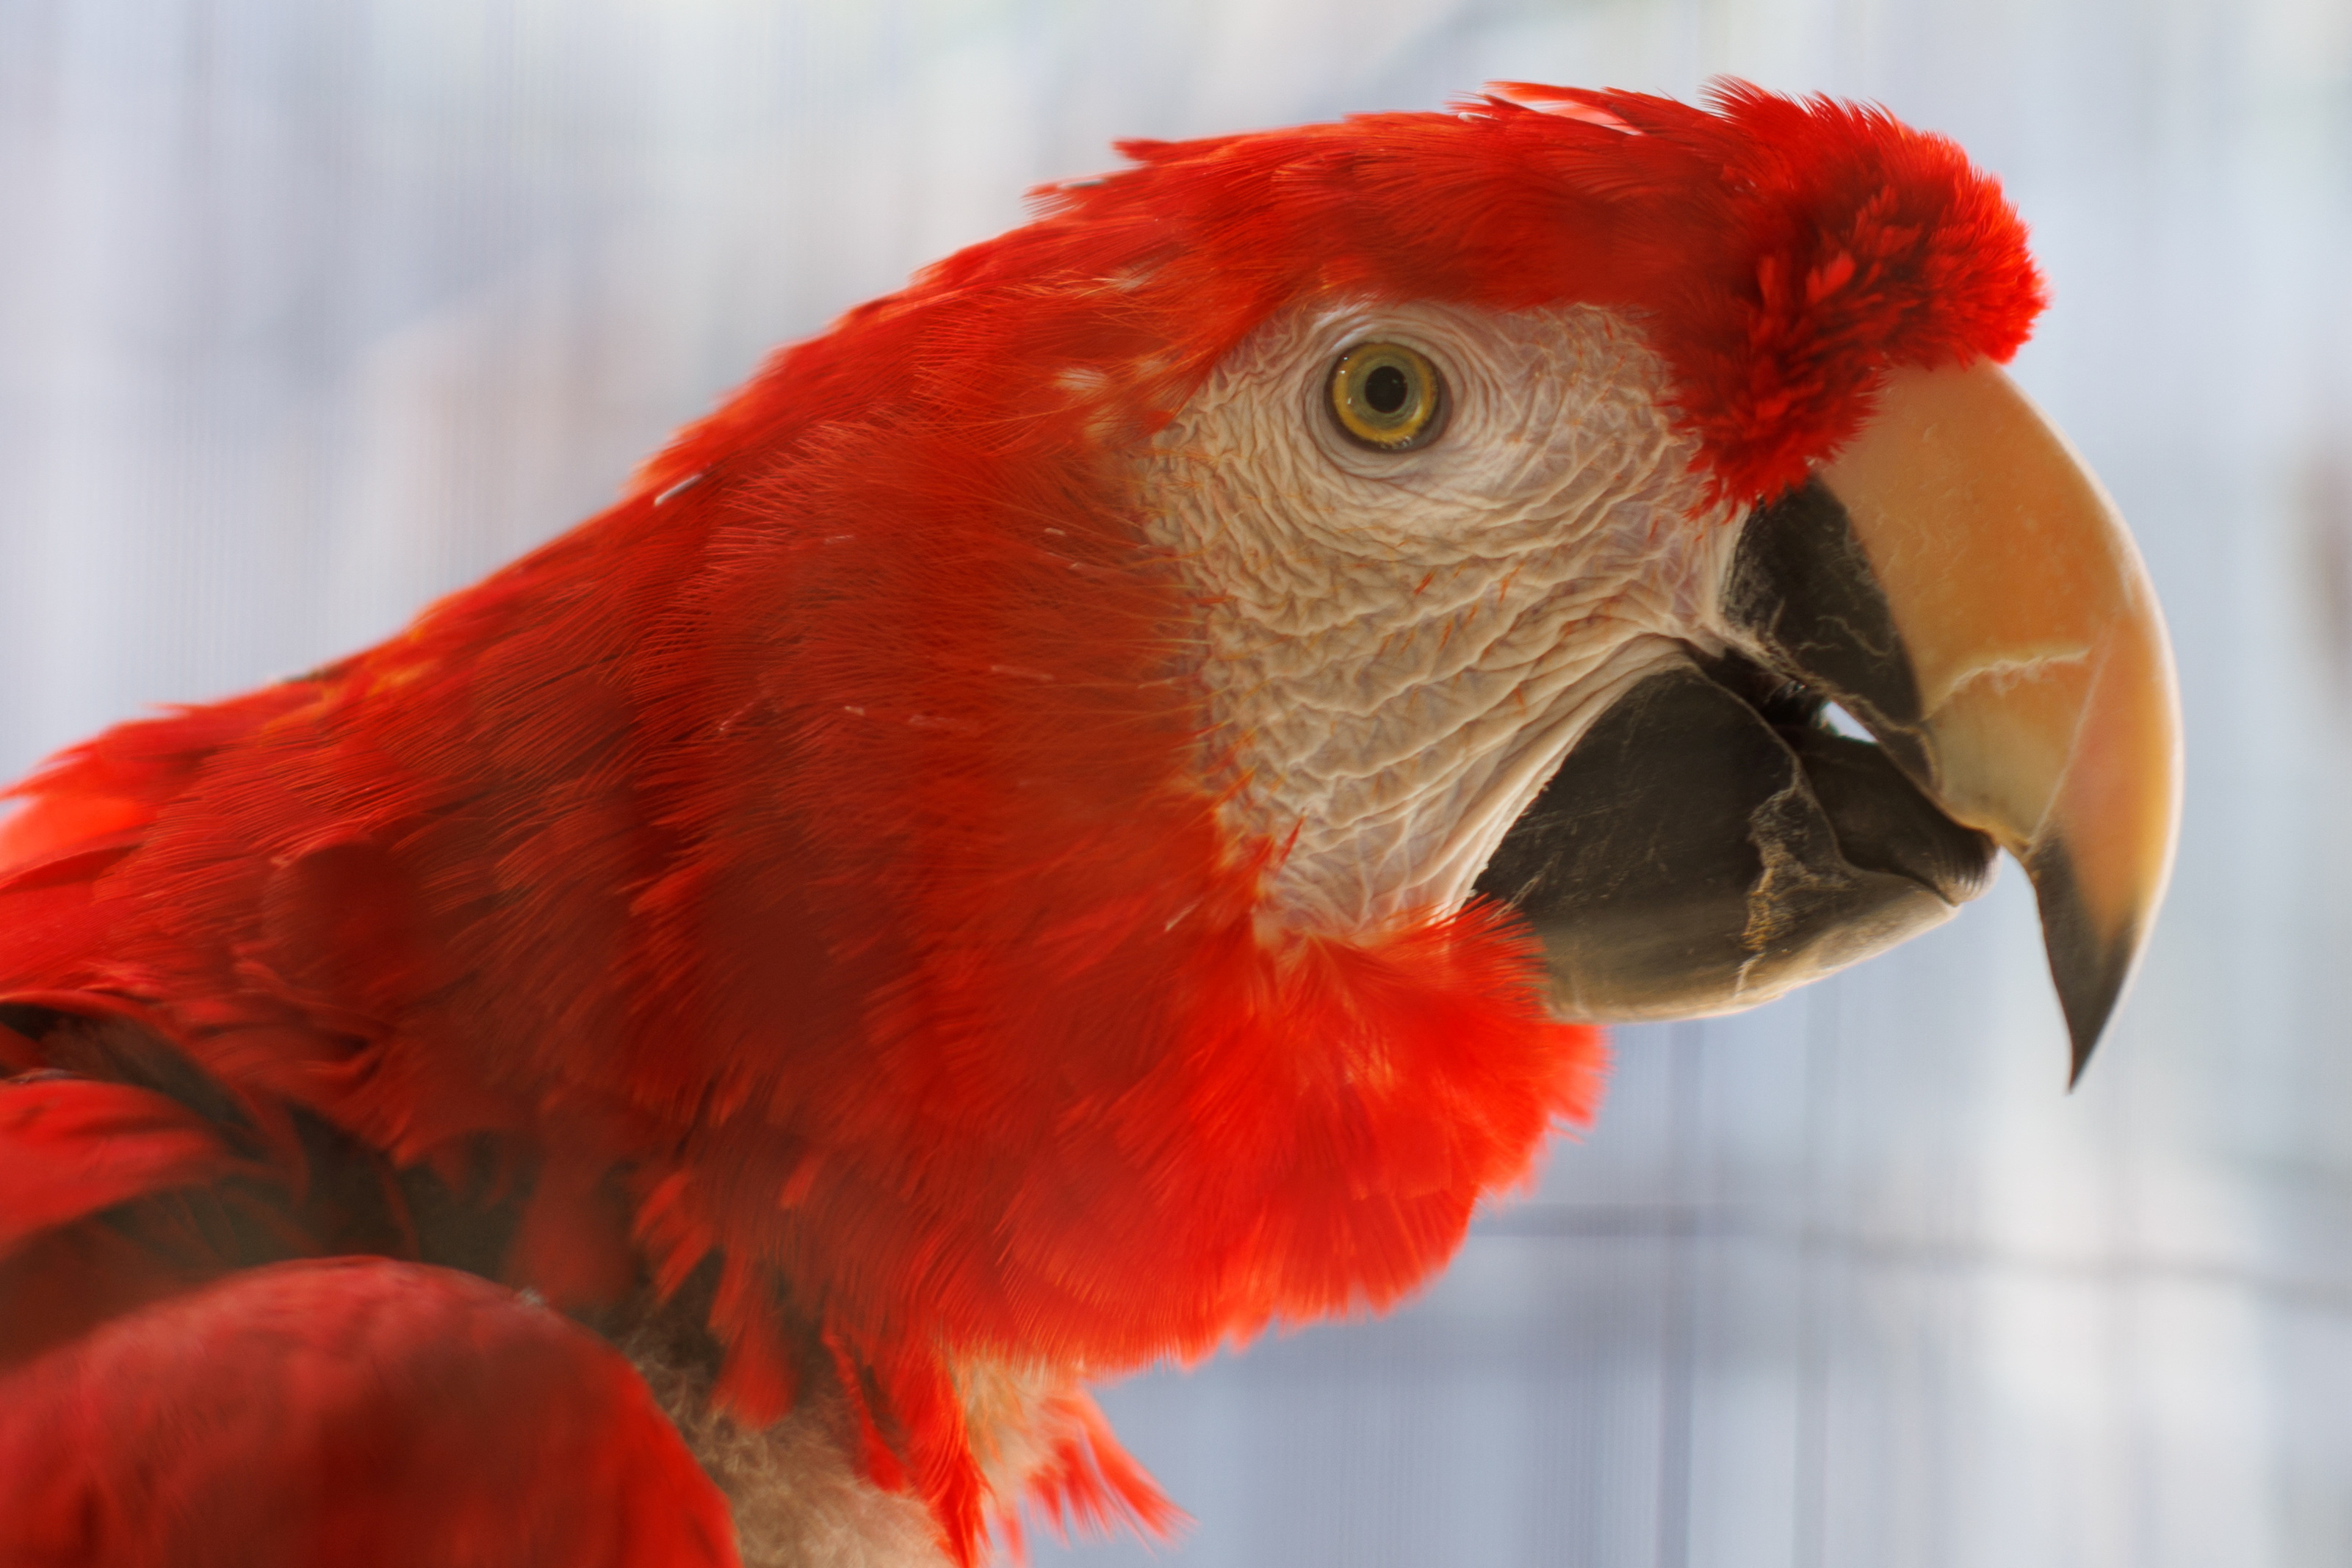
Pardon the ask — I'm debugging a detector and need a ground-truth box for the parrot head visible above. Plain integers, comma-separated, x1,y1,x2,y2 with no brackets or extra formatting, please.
1126,89,2175,1078
0,81,2181,1563
1123,164,2172,1074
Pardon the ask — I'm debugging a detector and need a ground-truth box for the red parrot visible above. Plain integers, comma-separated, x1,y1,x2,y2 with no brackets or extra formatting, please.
0,83,2178,1566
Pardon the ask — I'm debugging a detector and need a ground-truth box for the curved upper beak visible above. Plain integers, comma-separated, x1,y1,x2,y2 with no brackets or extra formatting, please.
1743,361,2182,1080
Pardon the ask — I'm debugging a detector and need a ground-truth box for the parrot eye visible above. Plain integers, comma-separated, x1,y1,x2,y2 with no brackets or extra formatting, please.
1327,342,1447,451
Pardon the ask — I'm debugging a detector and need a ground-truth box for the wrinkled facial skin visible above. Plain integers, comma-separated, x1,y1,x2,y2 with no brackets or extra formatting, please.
1141,302,1743,936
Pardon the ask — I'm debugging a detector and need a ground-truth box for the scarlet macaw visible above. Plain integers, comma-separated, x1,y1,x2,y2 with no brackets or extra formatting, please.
0,84,2179,1567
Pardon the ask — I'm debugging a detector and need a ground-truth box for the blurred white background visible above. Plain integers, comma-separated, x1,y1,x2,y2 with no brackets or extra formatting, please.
2,1,2348,1564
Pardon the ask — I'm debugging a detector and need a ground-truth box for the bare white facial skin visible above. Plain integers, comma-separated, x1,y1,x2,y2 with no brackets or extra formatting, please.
1140,302,1742,937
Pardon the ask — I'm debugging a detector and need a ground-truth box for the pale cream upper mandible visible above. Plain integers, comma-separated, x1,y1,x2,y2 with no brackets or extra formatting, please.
1137,301,1745,937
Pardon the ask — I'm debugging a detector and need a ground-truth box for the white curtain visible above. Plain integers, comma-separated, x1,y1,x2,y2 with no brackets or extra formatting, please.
2,3,2346,1564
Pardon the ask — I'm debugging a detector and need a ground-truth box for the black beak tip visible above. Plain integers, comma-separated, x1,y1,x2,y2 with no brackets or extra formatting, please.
2061,981,2121,1091
2032,842,2140,1091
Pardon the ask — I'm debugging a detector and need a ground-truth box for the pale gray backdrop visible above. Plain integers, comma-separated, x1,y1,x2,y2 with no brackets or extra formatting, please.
3,2,2348,1565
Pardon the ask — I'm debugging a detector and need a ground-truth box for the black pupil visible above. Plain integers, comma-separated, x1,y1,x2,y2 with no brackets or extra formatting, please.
1363,363,1411,416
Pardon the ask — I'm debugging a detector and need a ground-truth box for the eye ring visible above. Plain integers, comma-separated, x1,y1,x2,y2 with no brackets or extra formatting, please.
1327,341,1448,452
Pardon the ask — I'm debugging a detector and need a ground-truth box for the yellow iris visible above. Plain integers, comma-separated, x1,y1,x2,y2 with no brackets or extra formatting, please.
1327,342,1446,450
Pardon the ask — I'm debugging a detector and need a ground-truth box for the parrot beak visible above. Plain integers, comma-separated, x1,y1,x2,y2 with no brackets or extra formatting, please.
1478,361,2181,1083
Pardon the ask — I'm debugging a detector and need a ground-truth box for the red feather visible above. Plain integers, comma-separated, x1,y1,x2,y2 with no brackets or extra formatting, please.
0,1077,258,1260
0,1259,738,1567
0,1074,268,1370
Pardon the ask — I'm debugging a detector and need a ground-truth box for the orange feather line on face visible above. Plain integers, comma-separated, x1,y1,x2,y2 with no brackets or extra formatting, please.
0,82,2041,1563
